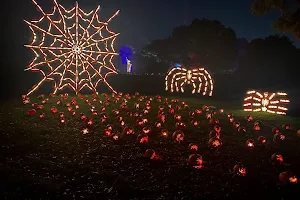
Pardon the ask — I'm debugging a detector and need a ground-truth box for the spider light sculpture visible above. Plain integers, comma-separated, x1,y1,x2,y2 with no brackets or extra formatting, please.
165,67,214,96
243,90,290,115
24,0,120,96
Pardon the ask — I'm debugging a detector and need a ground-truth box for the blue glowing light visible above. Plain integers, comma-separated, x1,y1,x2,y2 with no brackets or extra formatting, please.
174,63,181,67
119,45,133,65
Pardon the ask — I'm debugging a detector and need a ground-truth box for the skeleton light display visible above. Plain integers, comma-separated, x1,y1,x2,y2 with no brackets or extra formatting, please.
24,0,120,96
243,90,290,115
165,67,214,96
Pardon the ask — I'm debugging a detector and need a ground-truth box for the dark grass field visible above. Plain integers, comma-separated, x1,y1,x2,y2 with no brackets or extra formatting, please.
1,93,300,200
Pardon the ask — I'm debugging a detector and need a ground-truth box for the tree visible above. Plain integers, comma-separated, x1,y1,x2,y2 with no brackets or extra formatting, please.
251,0,300,39
141,18,238,73
238,34,299,88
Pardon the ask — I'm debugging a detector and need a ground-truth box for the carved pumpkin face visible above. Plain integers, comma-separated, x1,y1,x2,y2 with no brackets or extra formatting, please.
136,134,148,144
245,139,255,149
161,129,168,137
208,137,222,148
188,154,203,169
257,136,266,144
233,163,247,176
189,143,198,151
104,129,111,136
172,130,185,143
142,127,151,134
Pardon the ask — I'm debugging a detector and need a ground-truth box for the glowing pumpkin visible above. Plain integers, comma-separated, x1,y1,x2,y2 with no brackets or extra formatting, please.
279,171,298,184
188,143,198,151
271,153,284,164
136,133,148,144
27,109,36,116
187,154,203,169
233,163,247,176
245,139,255,149
161,129,168,137
209,130,221,139
144,149,161,160
208,137,222,148
172,130,185,143
273,133,286,144
257,136,266,144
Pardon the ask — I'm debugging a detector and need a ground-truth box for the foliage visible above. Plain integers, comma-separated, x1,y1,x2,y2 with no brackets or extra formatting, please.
141,19,238,73
251,0,300,39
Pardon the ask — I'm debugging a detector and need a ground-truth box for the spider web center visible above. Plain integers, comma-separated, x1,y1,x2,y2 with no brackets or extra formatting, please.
72,44,82,54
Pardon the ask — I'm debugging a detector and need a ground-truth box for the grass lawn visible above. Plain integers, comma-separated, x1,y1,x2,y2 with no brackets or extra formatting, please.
0,93,299,199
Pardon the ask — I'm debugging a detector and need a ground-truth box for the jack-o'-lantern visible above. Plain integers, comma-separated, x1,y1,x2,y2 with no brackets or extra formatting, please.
227,113,233,118
100,106,106,111
245,139,255,149
127,112,133,117
209,118,219,125
136,133,148,144
279,171,298,184
75,105,79,109
103,129,111,136
253,124,260,131
92,111,98,116
206,113,212,119
238,126,247,133
81,128,90,135
117,116,123,122
84,118,93,126
66,103,71,107
195,109,202,114
37,105,43,110
158,105,164,111
161,129,168,137
169,108,175,114
272,127,280,134
219,109,224,113
209,130,221,139
271,153,284,164
202,105,209,111
214,125,221,133
67,107,72,112
142,126,151,134
189,111,195,118
188,154,203,169
112,109,120,115
59,112,64,118
23,98,30,104
176,105,181,110
120,120,125,127
123,126,134,135
172,130,185,143
229,117,235,123
27,109,36,116
233,122,241,129
257,136,266,144
245,115,253,122
80,113,86,120
174,114,182,121
144,149,161,160
39,113,45,119
297,129,300,137
188,143,198,151
143,109,149,114
282,124,290,130
71,111,76,116
100,117,107,123
208,137,222,148
120,104,128,110
160,114,166,123
136,118,144,128
133,112,139,118
273,133,286,143
233,163,247,176
191,120,200,127
60,118,66,124
51,107,58,114
106,125,113,131
155,122,162,128
175,122,186,130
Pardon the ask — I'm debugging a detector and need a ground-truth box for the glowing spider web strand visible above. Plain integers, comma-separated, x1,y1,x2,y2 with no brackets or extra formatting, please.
25,0,119,96
243,90,290,115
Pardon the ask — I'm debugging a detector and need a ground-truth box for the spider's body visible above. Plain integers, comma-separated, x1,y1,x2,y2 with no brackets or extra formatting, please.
165,67,214,96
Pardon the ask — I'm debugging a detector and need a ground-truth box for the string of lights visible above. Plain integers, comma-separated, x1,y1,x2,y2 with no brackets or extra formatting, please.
24,0,120,96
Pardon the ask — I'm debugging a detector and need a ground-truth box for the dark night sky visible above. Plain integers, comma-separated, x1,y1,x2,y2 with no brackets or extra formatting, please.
2,0,300,53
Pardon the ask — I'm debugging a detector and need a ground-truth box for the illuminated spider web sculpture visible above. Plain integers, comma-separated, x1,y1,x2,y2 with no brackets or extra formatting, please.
24,0,120,96
165,67,214,96
243,90,290,115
